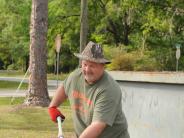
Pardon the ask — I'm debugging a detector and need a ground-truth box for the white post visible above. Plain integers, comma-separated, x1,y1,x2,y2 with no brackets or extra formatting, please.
175,44,181,72
55,34,61,88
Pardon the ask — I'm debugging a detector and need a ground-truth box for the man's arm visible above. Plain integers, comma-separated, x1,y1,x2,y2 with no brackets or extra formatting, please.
79,121,106,138
49,85,67,107
48,85,67,122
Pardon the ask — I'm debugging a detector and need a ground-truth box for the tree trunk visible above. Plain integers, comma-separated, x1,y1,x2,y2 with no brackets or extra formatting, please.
123,12,129,46
79,0,88,66
24,0,50,107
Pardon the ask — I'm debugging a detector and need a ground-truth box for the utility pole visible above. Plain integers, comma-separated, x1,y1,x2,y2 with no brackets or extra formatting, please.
79,0,88,66
55,34,61,88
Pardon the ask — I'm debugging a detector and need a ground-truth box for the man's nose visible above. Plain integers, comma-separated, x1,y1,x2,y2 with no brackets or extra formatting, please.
85,66,91,72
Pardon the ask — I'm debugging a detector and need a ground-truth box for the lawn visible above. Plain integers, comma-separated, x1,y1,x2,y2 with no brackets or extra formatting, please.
0,70,25,77
0,71,74,137
0,97,75,138
0,81,28,89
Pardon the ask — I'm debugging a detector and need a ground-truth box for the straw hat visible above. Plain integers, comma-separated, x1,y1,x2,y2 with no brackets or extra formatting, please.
74,41,111,64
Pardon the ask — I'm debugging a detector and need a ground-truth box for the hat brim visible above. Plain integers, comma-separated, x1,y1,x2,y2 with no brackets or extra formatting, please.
74,53,111,64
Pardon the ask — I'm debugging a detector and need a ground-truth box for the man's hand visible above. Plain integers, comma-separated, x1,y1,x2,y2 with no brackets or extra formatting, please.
48,106,65,123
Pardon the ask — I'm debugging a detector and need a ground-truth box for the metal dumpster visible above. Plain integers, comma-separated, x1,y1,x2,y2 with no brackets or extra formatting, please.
109,71,184,138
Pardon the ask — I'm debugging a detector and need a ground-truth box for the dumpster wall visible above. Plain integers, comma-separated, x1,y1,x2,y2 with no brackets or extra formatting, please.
108,71,184,138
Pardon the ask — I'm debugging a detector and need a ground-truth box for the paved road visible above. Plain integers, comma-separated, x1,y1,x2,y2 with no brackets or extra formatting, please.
0,77,61,97
0,76,62,87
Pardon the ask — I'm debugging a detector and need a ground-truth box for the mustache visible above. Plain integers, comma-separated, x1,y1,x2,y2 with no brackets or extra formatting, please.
84,73,94,78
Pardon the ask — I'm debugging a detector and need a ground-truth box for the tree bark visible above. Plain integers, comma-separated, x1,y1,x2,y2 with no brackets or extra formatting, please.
79,0,88,66
24,0,50,107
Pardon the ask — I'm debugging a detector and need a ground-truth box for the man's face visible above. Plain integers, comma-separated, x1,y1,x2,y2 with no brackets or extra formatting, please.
81,60,104,84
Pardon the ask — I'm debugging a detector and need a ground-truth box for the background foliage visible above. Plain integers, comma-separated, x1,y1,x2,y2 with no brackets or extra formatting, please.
0,0,183,72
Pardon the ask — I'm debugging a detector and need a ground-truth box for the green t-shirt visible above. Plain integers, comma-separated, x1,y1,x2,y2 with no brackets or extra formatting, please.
63,68,129,138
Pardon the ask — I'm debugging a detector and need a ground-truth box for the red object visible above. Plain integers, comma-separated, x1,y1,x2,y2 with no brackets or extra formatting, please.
48,106,65,123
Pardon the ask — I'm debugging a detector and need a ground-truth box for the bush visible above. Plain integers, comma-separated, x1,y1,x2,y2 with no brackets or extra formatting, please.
7,64,19,70
107,52,138,71
103,45,123,60
134,57,160,71
104,44,162,71
178,56,184,71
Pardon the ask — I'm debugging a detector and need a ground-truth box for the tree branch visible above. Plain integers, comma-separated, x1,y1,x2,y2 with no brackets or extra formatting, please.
56,14,80,20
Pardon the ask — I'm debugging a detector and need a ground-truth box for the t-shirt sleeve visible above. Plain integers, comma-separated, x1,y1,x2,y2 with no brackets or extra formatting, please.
63,77,69,96
92,90,121,126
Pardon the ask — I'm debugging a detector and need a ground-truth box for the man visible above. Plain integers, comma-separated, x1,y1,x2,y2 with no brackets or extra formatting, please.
48,41,129,138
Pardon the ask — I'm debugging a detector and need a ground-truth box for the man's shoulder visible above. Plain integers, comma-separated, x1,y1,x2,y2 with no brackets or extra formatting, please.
69,68,82,78
69,68,82,76
100,71,121,94
63,68,83,88
103,71,119,85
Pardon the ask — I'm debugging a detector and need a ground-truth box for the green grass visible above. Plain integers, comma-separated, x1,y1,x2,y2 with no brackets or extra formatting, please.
0,97,70,106
0,70,25,77
0,97,25,105
0,97,75,138
0,80,28,89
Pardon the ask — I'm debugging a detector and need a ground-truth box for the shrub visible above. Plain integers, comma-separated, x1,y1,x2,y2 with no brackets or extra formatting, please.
7,64,19,70
134,57,160,71
107,52,137,71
